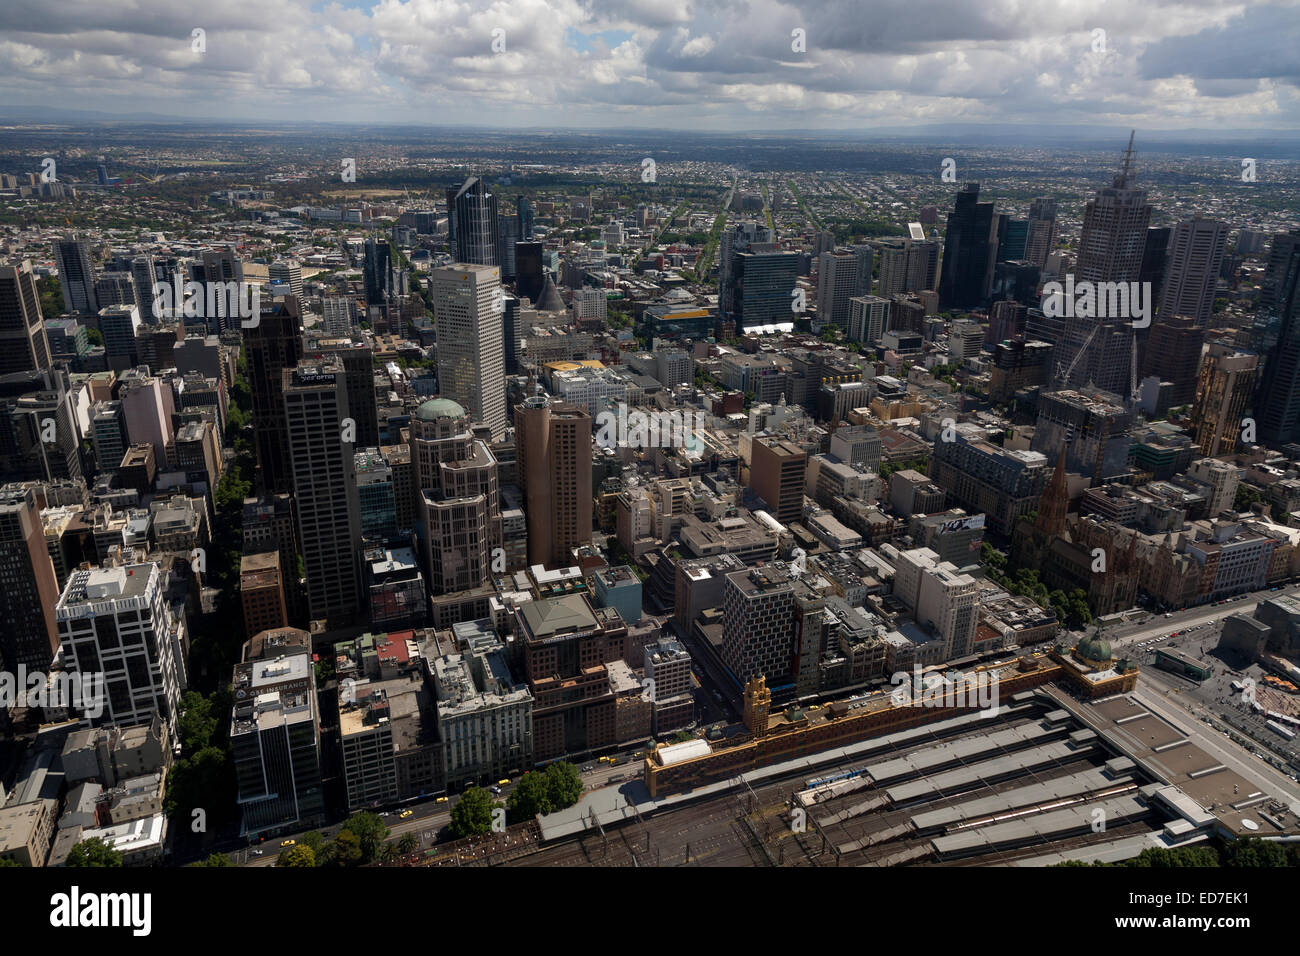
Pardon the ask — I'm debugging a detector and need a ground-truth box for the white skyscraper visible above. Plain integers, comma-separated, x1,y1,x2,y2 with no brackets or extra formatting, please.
55,563,186,739
817,250,860,327
321,296,352,336
432,264,506,439
269,259,304,299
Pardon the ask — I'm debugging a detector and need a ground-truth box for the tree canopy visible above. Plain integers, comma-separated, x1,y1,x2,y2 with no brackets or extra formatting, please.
449,787,500,838
65,837,123,868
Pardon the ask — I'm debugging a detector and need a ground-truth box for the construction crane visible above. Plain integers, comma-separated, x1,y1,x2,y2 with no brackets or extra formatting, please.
1056,322,1099,386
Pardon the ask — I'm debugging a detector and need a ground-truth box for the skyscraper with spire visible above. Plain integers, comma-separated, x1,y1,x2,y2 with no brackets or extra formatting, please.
1052,133,1152,399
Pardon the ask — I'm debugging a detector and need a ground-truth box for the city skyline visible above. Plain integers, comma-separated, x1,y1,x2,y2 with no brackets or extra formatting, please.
3,0,1300,896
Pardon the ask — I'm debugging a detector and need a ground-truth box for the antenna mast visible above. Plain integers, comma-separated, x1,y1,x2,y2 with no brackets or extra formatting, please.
1117,130,1136,188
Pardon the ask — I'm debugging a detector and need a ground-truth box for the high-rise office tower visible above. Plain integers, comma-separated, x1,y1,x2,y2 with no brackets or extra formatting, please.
816,251,861,327
1192,344,1258,457
321,297,352,336
362,238,404,306
996,215,1029,263
98,304,142,372
1076,135,1152,285
0,368,83,482
0,260,52,374
230,649,324,838
849,244,874,293
1141,226,1172,311
55,235,98,314
571,287,607,325
987,300,1029,344
908,238,940,292
502,293,520,374
876,243,909,296
282,359,363,625
195,246,245,334
749,436,808,525
55,563,185,739
1056,134,1153,397
514,241,545,304
269,259,304,299
721,564,796,687
447,177,500,266
130,255,160,323
201,245,244,286
937,183,997,310
245,297,303,494
432,264,506,439
719,221,774,317
90,400,127,474
514,396,592,568
1253,229,1300,446
305,334,380,450
1140,316,1205,407
1024,198,1058,270
517,195,534,240
119,367,175,468
731,250,800,333
354,449,397,542
847,295,889,346
991,259,1041,309
1160,216,1229,328
876,238,939,296
0,484,61,674
497,213,521,280
411,398,502,594
94,272,137,310
243,493,307,626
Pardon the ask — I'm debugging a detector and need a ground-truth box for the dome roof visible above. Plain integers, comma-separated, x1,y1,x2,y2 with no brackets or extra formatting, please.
1076,634,1113,663
415,397,467,421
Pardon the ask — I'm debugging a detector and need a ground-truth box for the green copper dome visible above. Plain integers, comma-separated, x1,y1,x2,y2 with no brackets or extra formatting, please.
415,398,467,421
1076,635,1113,663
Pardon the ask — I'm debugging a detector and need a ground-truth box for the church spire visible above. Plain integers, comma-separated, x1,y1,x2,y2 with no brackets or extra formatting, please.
1035,448,1069,536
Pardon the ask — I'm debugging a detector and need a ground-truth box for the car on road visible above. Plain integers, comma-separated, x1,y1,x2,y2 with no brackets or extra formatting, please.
498,778,510,786
582,765,595,772
400,809,413,819
280,839,296,848
489,786,502,795
436,796,448,804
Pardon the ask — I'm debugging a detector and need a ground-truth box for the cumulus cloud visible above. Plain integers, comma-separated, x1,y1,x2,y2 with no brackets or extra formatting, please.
0,0,1293,129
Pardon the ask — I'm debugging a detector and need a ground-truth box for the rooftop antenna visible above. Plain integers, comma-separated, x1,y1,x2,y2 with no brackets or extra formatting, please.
1115,130,1136,188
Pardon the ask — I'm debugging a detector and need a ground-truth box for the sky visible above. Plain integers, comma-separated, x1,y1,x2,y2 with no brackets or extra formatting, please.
0,0,1297,131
